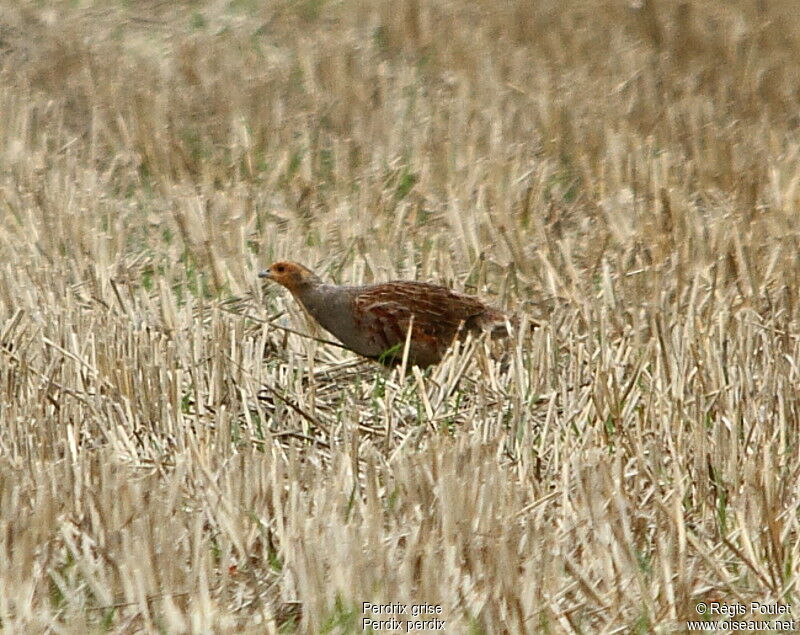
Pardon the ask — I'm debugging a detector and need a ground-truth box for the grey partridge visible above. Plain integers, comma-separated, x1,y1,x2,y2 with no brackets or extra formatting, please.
259,261,518,367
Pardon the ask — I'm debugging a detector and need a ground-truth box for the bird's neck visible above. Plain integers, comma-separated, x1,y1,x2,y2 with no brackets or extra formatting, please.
293,282,336,313
292,283,350,332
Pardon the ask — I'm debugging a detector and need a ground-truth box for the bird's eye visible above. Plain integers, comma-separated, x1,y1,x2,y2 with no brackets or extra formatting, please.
275,265,285,273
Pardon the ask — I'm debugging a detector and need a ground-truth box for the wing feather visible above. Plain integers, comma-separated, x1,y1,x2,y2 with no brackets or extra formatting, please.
351,281,500,365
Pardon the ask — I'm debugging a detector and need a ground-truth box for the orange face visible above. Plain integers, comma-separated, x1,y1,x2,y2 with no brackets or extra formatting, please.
258,261,318,291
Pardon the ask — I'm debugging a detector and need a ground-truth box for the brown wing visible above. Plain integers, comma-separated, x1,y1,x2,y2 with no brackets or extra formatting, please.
352,282,497,366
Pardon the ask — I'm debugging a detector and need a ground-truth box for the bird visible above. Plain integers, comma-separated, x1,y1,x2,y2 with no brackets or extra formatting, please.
259,261,520,367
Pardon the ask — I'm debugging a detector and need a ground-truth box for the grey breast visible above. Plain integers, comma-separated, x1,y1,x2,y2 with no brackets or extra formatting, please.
297,284,385,357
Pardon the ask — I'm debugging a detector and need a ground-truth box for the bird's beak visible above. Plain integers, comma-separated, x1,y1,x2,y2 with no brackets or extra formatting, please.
258,269,272,280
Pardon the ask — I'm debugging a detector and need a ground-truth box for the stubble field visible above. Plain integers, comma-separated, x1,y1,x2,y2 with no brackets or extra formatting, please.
1,0,800,632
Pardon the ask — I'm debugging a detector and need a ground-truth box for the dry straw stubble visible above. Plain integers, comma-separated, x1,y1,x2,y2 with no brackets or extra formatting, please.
0,0,800,632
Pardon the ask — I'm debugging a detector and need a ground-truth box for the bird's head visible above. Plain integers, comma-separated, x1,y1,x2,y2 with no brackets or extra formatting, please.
259,261,321,292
